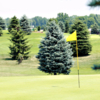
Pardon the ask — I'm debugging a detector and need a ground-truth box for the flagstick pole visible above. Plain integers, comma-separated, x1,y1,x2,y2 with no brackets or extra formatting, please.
76,39,80,88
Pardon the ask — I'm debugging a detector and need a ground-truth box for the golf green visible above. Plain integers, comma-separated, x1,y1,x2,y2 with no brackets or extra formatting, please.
0,75,100,100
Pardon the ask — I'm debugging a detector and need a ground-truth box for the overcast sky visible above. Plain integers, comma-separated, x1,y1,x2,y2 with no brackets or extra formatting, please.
0,0,100,19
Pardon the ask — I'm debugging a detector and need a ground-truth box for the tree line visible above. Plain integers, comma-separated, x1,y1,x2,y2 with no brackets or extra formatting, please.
0,13,100,31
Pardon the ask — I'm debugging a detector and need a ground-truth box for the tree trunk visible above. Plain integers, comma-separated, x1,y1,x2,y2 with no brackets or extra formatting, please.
54,72,57,75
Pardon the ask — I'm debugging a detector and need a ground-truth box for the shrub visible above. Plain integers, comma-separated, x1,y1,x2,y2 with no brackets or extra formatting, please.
91,64,100,70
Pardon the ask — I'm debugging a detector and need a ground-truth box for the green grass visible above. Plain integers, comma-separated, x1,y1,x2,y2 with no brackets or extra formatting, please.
0,31,100,100
0,75,100,100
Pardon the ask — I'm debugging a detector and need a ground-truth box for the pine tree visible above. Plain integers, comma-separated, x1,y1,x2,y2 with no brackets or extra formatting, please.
69,20,92,56
20,15,32,35
0,27,3,36
65,20,69,33
8,16,19,32
36,21,73,75
58,21,65,32
0,17,6,30
9,26,31,60
91,24,98,34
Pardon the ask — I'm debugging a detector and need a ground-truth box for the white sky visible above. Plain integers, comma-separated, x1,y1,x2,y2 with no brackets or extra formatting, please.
0,0,100,19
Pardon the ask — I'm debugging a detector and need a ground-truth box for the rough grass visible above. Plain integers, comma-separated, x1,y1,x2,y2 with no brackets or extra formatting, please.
0,75,100,100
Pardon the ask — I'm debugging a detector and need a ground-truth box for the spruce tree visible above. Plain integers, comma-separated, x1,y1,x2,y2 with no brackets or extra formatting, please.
36,21,73,75
20,15,32,35
9,26,30,60
0,27,3,36
0,17,6,30
69,20,92,56
8,16,19,32
58,21,65,32
65,20,69,33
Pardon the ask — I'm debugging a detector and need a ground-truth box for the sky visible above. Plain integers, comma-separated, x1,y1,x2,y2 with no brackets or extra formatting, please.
0,0,100,19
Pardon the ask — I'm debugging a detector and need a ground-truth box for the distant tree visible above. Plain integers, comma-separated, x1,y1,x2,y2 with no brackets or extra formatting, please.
57,13,69,23
65,20,69,33
20,15,32,35
36,21,73,75
76,16,87,26
87,17,95,28
8,16,19,32
0,17,6,30
69,15,78,27
37,26,41,31
69,20,92,56
5,18,10,28
9,26,31,60
0,27,3,36
47,18,58,24
91,24,99,34
58,21,65,32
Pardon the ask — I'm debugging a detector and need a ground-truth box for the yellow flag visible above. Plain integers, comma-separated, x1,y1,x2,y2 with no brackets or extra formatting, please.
67,30,77,41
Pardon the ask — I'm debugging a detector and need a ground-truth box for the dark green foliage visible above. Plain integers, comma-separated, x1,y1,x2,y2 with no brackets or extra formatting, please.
91,24,99,34
88,0,100,7
58,21,65,32
47,18,58,24
36,21,73,75
31,16,48,27
69,20,92,56
65,20,69,33
0,17,6,30
9,26,30,60
76,16,87,26
87,17,95,28
57,13,69,23
37,26,41,31
20,15,32,35
91,64,100,70
8,16,19,32
0,27,3,36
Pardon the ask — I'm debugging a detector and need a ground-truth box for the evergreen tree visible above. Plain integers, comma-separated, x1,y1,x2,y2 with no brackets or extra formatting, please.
65,20,69,33
8,16,19,32
37,26,41,31
9,26,30,60
0,17,6,30
91,24,99,34
36,21,73,75
88,0,100,7
20,15,32,35
69,20,92,56
0,27,3,36
58,21,65,32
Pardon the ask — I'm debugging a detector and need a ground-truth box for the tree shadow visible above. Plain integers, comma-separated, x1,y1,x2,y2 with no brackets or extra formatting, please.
73,54,90,57
3,58,13,60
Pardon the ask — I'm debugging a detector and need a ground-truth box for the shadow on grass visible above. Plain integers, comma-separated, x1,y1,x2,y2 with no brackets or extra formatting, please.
73,54,90,57
3,58,13,60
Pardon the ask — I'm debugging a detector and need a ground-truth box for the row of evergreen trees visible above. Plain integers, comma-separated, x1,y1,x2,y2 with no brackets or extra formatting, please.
8,16,32,35
0,17,92,75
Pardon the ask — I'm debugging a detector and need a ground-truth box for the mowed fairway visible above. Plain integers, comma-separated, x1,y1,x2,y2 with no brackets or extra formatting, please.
0,75,100,100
